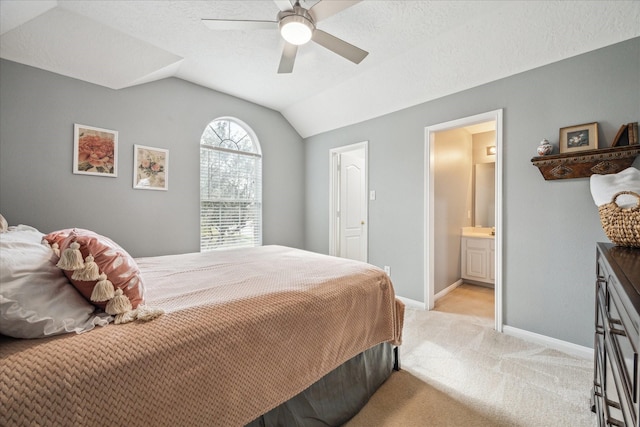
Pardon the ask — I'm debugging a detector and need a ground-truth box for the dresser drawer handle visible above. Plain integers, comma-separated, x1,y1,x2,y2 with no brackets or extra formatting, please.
609,325,627,337
603,398,625,426
607,316,626,336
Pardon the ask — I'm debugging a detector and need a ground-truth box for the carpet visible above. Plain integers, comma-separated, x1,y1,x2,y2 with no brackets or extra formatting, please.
344,370,512,427
344,306,596,427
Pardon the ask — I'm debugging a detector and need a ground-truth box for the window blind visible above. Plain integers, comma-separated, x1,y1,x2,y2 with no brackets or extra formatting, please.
200,120,262,251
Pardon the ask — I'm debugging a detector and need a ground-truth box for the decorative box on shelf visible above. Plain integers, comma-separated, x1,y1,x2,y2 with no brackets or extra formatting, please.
531,145,640,180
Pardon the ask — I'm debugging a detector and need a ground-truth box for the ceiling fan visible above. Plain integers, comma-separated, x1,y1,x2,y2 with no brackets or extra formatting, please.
202,0,368,73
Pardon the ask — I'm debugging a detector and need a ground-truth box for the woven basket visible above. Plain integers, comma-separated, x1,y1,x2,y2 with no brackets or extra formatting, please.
598,191,640,248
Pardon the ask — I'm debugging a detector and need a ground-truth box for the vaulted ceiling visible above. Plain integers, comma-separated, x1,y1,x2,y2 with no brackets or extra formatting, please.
1,1,638,137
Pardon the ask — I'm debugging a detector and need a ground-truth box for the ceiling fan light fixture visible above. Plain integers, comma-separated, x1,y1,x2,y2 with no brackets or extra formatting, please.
279,14,314,45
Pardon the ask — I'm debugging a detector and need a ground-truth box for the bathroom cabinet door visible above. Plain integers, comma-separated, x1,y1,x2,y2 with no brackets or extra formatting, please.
461,237,492,283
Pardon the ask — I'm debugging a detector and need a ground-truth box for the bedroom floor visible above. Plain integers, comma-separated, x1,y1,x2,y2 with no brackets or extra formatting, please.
345,284,595,426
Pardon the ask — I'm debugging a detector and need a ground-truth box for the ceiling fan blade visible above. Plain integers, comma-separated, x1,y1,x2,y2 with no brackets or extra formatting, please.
273,0,293,11
201,19,276,31
311,29,368,64
309,0,361,22
278,42,298,73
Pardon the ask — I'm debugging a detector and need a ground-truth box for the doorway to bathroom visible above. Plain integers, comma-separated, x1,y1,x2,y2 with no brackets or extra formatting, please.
424,110,503,332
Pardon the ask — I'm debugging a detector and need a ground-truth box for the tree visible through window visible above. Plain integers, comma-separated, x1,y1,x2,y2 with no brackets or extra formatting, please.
200,118,262,251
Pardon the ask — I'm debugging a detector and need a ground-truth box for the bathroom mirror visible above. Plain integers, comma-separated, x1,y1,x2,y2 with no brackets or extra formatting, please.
474,162,495,227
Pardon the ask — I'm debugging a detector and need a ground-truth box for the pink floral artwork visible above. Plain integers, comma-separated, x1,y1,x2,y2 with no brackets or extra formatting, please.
133,145,168,190
73,124,118,176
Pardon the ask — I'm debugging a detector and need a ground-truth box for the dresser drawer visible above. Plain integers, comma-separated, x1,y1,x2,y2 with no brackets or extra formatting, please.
594,243,640,427
597,257,611,294
593,337,605,426
604,338,636,426
607,279,639,409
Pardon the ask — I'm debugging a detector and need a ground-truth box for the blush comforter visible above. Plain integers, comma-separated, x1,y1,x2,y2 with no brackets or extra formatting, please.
1,245,404,426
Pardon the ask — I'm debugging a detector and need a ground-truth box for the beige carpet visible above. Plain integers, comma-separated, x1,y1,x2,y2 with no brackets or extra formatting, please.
345,285,596,427
344,370,512,427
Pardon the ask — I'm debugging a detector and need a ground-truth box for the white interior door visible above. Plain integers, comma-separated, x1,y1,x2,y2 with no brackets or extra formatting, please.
329,142,368,262
339,151,366,261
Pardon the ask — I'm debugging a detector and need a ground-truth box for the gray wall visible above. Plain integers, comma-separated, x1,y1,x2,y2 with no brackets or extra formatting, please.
0,59,305,257
304,37,640,347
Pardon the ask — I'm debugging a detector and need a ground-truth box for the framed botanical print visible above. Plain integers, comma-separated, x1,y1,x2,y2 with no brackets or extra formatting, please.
133,145,169,191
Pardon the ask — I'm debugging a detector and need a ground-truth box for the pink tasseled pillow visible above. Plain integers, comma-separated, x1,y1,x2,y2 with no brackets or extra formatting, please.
43,228,72,254
43,228,145,320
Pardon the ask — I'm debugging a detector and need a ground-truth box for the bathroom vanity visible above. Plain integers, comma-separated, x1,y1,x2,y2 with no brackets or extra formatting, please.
461,227,495,285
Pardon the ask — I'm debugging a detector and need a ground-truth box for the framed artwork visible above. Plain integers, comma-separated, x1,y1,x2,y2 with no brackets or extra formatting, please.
133,145,169,191
559,122,598,154
73,124,118,176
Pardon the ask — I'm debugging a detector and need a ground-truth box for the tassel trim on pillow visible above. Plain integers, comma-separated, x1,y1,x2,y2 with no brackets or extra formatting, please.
50,238,164,326
56,242,84,270
72,255,101,281
90,273,115,302
105,289,132,315
99,285,164,324
113,305,165,325
114,310,138,325
135,305,165,322
100,285,165,325
42,240,61,257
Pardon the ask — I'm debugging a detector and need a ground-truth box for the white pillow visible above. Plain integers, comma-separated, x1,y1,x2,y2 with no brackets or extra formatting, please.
590,167,640,208
0,214,7,233
0,225,111,339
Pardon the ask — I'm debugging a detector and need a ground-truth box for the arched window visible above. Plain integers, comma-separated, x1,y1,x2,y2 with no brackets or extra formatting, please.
200,118,262,251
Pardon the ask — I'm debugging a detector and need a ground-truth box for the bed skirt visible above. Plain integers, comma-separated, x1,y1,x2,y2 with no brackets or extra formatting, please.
246,342,395,427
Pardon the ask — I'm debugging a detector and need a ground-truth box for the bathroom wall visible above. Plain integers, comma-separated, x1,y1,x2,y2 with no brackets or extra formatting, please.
472,131,496,164
434,128,473,294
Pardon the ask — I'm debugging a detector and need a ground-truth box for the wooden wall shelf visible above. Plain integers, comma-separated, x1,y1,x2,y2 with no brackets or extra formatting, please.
531,145,640,180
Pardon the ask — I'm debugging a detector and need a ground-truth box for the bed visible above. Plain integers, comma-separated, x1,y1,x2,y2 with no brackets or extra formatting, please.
0,225,404,427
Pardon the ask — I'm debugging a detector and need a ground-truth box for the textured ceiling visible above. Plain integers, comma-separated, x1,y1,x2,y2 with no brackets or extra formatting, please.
1,1,639,137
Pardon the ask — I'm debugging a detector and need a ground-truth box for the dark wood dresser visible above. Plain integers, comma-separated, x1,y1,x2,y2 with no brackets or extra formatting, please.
593,243,640,426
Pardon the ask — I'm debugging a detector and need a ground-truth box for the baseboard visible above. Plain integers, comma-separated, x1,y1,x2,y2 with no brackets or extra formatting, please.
502,325,593,360
397,279,466,310
434,279,463,301
396,296,425,310
398,292,593,360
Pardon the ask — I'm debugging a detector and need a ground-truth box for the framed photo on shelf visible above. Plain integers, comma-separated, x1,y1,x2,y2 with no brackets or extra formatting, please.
73,124,118,177
559,122,598,154
133,144,169,191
